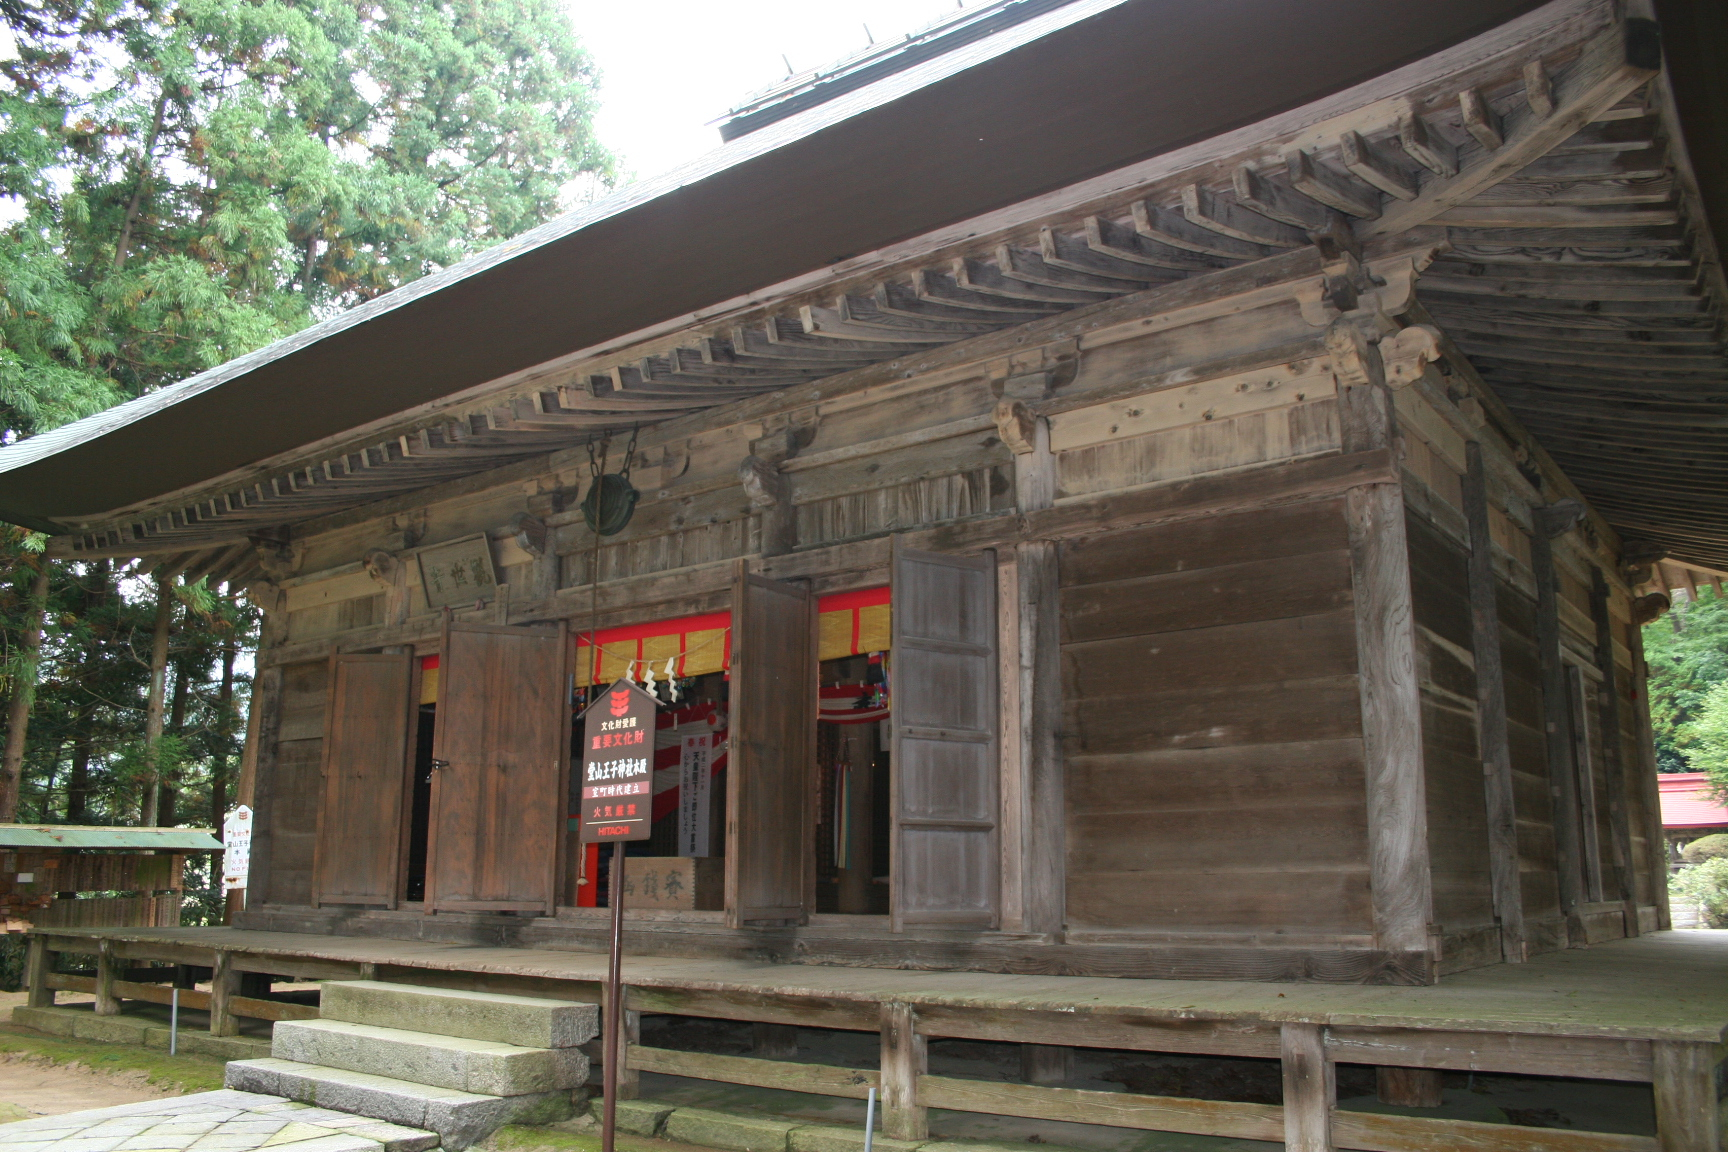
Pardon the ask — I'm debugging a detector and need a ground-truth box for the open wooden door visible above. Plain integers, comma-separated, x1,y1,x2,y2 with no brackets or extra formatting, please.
312,653,415,908
891,541,999,931
426,620,569,915
726,569,817,927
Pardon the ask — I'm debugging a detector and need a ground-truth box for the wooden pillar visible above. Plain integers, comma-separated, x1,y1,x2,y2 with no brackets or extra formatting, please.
1377,1067,1443,1108
242,662,286,907
880,1001,927,1140
94,939,119,1016
616,1009,641,1101
1281,1023,1334,1152
752,1023,798,1059
1652,1041,1724,1152
25,936,52,1008
1347,480,1434,960
1339,369,1431,965
209,950,239,1036
1020,1044,1073,1086
1462,441,1524,962
1531,504,1586,942
1017,540,1065,937
1590,567,1638,933
1630,623,1672,930
998,405,1064,937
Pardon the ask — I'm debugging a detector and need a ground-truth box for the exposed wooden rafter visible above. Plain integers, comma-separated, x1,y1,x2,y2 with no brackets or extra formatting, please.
47,8,1728,577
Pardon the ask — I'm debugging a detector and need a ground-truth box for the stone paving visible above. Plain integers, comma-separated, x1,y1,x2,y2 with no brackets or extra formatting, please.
0,1090,438,1152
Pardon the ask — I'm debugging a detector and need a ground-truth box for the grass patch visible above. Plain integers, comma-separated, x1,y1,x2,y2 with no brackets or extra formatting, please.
0,1025,227,1093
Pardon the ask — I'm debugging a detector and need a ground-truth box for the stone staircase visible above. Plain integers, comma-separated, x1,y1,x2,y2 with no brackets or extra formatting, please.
225,981,597,1151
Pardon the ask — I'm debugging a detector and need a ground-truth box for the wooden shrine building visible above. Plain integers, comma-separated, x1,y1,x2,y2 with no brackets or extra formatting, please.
2,0,1727,1147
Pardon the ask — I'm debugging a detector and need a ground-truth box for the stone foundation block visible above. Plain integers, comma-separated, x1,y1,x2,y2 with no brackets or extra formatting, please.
226,1058,572,1152
318,983,597,1050
662,1107,803,1152
273,1020,586,1096
584,1097,675,1137
790,1125,927,1152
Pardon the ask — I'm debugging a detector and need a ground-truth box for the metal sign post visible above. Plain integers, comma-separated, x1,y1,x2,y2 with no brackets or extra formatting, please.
578,679,658,1152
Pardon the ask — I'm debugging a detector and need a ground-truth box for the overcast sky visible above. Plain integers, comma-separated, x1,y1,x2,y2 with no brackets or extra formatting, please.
567,0,969,183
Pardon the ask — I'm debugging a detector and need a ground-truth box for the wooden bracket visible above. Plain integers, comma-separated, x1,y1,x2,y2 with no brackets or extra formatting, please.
751,412,820,463
739,455,788,509
1325,321,1384,389
993,339,1080,400
509,513,548,558
1631,592,1671,626
1535,500,1586,540
993,401,1039,456
362,549,398,588
1618,539,1668,588
1381,326,1442,390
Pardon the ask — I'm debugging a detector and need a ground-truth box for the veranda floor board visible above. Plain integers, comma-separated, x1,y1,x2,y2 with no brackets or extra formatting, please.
31,926,1728,1044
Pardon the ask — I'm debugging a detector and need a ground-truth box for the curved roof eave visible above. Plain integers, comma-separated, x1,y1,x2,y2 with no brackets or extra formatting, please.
0,0,1549,533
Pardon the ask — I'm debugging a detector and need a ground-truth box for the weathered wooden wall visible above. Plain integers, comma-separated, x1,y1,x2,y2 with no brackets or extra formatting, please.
1059,499,1371,943
1405,514,1497,964
230,237,1666,982
253,660,327,908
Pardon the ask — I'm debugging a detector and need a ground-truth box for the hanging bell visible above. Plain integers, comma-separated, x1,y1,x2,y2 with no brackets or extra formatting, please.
582,472,639,536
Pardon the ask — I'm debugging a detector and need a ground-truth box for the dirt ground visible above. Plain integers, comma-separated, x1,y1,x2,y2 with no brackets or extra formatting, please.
0,1048,176,1119
0,991,233,1124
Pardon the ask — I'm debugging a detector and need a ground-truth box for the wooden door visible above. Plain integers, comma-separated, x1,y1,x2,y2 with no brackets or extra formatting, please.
426,621,569,915
891,541,1000,931
312,654,414,908
726,569,817,927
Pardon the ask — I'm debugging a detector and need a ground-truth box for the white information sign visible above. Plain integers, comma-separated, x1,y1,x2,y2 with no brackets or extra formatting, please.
222,805,253,891
677,734,712,857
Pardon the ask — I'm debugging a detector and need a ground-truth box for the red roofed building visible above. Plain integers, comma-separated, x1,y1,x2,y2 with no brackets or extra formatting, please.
1660,773,1728,864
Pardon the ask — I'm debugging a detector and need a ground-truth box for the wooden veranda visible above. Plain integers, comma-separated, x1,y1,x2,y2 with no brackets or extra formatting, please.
22,925,1728,1152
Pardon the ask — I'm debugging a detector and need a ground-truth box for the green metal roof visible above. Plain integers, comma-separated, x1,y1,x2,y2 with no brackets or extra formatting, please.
0,825,223,850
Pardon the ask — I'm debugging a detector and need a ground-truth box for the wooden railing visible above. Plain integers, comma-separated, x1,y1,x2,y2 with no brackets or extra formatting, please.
24,932,353,1036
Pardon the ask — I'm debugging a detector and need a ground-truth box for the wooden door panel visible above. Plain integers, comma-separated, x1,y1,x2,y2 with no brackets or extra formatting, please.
726,570,817,927
892,541,999,930
313,654,413,908
427,621,568,914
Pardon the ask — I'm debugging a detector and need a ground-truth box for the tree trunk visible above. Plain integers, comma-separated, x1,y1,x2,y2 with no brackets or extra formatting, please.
140,571,173,825
212,630,236,830
67,728,92,824
66,561,110,824
112,89,169,272
159,650,191,828
0,561,53,822
36,739,63,822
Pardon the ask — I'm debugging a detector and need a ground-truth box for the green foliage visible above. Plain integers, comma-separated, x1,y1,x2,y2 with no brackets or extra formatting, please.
1682,832,1728,864
1689,680,1728,801
0,0,613,433
0,0,612,840
1672,856,1728,929
0,933,24,991
1641,585,1728,773
1,560,260,829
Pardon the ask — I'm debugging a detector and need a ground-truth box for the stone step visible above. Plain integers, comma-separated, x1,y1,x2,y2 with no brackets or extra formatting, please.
273,1018,588,1097
318,981,597,1049
226,1059,574,1152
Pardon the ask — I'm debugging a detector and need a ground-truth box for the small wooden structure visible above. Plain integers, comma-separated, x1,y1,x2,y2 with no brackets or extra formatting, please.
0,825,222,930
1,0,1727,1146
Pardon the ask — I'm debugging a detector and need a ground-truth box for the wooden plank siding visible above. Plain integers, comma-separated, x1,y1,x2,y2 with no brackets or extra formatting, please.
1059,498,1372,941
1405,514,1498,971
257,660,329,908
1500,577,1569,956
